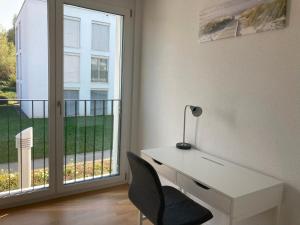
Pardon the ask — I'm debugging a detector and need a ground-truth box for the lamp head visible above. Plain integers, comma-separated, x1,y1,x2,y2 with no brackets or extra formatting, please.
190,106,202,117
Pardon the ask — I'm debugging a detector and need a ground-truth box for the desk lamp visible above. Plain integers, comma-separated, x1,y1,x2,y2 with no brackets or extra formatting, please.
176,105,202,150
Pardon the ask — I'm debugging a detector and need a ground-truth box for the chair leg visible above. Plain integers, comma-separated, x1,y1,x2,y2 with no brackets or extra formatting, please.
138,210,143,225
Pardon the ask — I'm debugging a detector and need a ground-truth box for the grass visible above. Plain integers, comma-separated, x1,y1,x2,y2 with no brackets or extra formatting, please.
0,104,113,164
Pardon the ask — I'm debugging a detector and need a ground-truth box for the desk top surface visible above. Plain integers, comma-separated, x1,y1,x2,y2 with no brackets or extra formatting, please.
141,147,282,198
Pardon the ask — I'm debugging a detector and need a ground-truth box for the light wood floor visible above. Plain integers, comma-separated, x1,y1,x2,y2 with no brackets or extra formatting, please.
0,185,152,225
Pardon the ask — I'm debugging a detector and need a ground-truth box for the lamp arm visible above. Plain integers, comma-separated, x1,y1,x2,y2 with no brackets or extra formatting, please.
183,105,191,143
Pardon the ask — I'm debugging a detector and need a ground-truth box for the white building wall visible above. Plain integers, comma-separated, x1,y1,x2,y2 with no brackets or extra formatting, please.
63,5,118,116
16,0,48,118
16,0,119,118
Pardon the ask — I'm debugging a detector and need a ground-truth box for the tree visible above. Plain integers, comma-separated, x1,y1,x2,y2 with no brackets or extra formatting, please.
0,32,16,83
7,15,17,44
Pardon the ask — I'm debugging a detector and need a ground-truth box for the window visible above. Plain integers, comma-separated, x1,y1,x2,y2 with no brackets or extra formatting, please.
16,54,22,80
64,90,79,116
64,17,80,48
90,90,108,115
15,26,19,50
16,55,19,80
64,54,80,83
92,23,110,51
19,22,21,49
18,83,22,99
91,57,108,82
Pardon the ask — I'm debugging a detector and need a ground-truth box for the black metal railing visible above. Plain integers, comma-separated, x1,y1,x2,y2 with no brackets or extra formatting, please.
63,99,121,184
0,99,49,196
0,99,121,196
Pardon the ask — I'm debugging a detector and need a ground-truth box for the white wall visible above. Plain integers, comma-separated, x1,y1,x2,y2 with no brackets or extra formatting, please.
138,0,300,225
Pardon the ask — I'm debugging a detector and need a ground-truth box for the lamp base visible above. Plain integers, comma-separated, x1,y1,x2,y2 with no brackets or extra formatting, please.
176,142,192,150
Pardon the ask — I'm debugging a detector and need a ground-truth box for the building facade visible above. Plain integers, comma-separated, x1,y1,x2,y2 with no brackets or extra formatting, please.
16,0,121,117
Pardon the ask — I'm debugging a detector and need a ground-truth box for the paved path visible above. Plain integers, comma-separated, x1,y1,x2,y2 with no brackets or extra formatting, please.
0,150,113,172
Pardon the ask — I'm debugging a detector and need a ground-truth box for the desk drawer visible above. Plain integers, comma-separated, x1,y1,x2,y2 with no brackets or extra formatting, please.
177,173,232,214
141,154,177,184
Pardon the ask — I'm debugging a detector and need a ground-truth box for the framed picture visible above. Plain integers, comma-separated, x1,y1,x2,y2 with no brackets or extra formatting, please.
199,0,287,43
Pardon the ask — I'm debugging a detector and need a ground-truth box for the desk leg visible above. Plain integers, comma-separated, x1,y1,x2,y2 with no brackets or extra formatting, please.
180,187,186,194
276,206,281,225
229,217,235,225
138,211,143,225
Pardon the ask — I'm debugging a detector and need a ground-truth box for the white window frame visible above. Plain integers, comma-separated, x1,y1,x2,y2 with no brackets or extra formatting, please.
0,0,135,210
1,0,136,211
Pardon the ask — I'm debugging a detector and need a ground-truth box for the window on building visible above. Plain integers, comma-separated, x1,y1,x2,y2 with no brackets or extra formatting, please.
64,17,80,48
16,54,22,80
64,54,80,83
92,23,110,51
90,90,108,115
16,55,19,80
64,90,79,116
18,83,22,99
15,26,19,50
91,57,108,82
19,22,21,49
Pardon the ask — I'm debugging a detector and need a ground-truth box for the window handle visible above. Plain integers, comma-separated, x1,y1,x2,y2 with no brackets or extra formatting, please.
57,101,62,116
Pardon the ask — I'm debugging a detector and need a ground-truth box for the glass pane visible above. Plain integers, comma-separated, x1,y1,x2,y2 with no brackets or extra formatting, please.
63,5,123,184
0,0,49,197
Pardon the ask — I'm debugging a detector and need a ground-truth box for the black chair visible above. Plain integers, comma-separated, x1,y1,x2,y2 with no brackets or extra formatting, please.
127,152,213,225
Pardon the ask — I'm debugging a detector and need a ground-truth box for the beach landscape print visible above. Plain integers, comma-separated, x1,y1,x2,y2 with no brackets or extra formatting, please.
199,0,287,42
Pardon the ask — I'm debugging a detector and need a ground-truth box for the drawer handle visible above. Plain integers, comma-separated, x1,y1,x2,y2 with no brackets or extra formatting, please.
193,180,210,190
152,159,163,165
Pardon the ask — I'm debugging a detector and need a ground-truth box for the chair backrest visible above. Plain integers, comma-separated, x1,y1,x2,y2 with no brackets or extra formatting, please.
127,152,164,225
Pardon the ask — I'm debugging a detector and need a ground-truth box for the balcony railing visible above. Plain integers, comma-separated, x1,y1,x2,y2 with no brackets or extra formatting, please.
0,99,120,197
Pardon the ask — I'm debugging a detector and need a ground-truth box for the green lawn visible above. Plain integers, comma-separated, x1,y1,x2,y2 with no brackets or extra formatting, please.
0,104,113,164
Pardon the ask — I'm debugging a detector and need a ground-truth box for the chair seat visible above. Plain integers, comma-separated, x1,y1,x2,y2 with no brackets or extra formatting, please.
162,186,213,225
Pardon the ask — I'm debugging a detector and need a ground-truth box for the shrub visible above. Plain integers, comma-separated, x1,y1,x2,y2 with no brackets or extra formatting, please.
0,95,8,105
8,74,16,88
0,171,18,192
0,160,111,192
0,91,16,101
0,32,16,82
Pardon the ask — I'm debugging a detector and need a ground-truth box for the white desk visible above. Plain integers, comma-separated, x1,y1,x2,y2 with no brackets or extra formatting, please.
141,147,283,225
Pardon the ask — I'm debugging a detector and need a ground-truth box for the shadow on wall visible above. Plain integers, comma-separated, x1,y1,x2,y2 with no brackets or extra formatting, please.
281,185,300,225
